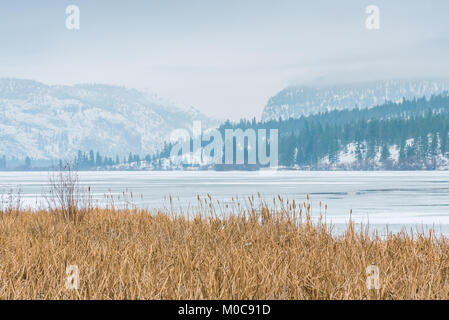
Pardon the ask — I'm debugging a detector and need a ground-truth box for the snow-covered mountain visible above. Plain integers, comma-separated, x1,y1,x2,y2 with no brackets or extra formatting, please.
0,78,218,160
261,80,449,122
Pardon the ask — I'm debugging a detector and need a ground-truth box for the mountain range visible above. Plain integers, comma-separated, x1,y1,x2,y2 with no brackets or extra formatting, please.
0,78,218,160
3,78,449,166
261,80,449,122
148,92,449,171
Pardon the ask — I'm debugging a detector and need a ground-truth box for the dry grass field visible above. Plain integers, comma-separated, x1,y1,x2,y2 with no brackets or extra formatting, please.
1,189,449,300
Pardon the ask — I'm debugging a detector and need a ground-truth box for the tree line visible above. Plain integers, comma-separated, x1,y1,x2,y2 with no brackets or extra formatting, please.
153,92,449,170
4,92,449,170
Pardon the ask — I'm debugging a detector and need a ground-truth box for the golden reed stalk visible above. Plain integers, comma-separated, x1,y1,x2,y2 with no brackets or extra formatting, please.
0,194,448,300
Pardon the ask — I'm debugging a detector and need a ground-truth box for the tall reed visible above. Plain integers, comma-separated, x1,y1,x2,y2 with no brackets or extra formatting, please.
0,192,448,300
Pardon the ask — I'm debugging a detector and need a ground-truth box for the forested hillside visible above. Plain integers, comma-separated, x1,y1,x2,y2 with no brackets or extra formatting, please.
261,80,449,121
6,93,449,171
155,93,449,170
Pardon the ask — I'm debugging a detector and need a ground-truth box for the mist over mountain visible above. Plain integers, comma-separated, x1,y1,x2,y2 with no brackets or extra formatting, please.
0,79,218,160
261,80,449,122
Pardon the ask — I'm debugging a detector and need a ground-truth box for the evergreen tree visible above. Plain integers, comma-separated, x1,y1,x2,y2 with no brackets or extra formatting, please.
406,142,417,158
441,132,448,157
399,141,407,162
328,140,339,165
0,155,6,170
134,155,141,167
366,140,376,160
380,145,390,162
96,152,103,167
25,156,32,170
355,142,363,162
77,150,83,167
89,150,95,167
430,133,439,158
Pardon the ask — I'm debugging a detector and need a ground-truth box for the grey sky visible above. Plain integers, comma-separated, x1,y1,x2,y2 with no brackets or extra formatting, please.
1,0,449,120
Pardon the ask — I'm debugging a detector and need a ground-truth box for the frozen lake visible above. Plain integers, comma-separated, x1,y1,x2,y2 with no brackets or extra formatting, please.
2,171,449,235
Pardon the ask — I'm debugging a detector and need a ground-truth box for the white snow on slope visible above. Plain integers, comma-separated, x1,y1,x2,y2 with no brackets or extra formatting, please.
0,79,219,160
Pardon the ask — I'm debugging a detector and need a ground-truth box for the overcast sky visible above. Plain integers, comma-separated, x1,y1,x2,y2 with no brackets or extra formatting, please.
1,0,449,120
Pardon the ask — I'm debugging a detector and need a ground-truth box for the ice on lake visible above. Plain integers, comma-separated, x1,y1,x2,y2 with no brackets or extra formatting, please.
2,170,449,235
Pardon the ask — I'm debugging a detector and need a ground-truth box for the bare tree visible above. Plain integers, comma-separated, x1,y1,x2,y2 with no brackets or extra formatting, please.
46,161,90,221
